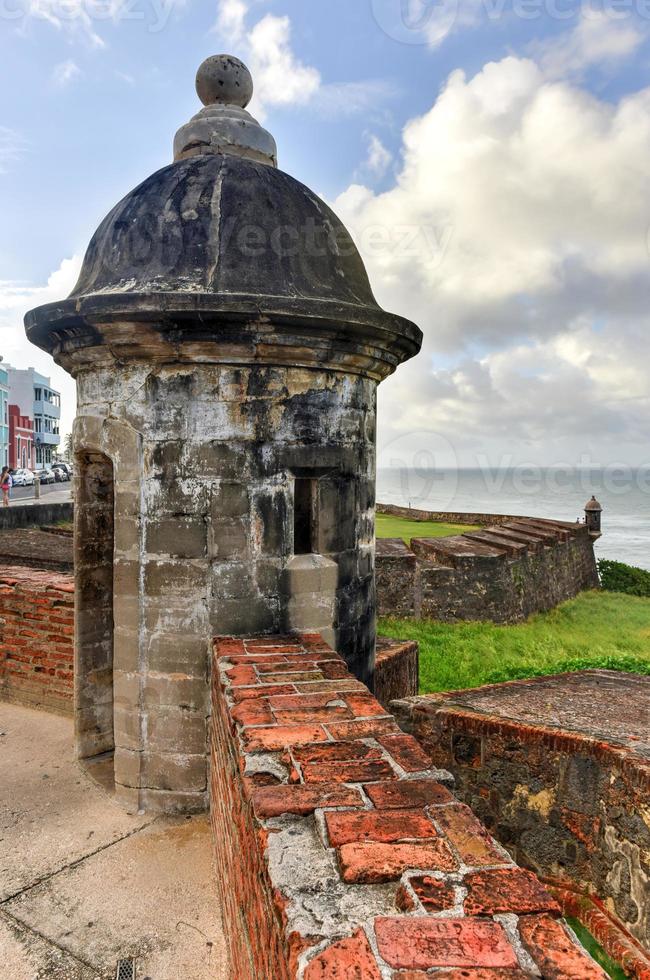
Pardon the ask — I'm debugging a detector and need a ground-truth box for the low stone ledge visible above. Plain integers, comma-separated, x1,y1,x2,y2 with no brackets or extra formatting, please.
374,636,419,708
0,500,73,530
395,671,650,963
0,566,74,715
210,632,606,978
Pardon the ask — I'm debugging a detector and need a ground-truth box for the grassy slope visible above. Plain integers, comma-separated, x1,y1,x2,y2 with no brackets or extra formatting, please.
378,591,650,694
376,513,479,543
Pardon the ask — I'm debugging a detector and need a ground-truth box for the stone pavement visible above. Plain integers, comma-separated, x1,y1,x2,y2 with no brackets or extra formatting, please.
0,702,228,979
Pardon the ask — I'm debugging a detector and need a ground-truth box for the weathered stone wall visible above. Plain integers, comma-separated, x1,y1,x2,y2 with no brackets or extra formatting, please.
0,567,74,714
377,502,529,526
0,501,73,530
377,516,599,624
394,675,650,958
374,636,419,709
73,361,377,810
209,631,607,978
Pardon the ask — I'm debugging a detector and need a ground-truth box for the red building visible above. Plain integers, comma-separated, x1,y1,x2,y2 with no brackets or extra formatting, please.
8,405,34,470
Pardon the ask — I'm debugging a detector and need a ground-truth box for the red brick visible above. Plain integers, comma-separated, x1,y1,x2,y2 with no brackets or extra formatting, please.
326,718,400,740
251,783,364,818
302,758,396,785
256,656,321,672
304,929,382,980
244,637,299,649
374,918,519,970
378,734,432,772
215,637,246,657
225,665,258,686
464,868,560,917
294,680,366,694
325,808,437,846
338,839,456,883
391,973,429,980
232,684,296,702
269,693,350,710
518,915,608,978
341,692,388,717
365,779,454,809
432,805,510,868
316,660,351,679
432,972,529,978
264,670,323,683
241,724,328,751
406,874,457,912
231,700,274,727
291,741,383,765
273,706,352,725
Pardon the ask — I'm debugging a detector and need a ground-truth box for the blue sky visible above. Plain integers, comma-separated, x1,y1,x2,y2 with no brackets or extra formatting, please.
2,0,650,467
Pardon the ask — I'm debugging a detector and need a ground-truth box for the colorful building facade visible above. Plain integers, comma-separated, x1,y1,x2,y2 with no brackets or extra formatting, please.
5,366,60,465
0,364,8,469
8,405,34,470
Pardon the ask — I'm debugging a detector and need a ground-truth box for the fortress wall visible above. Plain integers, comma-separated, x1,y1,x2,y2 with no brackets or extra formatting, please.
377,514,599,624
0,566,74,715
209,631,607,979
394,677,650,965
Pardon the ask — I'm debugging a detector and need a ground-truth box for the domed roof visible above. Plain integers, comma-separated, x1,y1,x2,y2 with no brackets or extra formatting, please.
68,153,385,316
25,55,422,378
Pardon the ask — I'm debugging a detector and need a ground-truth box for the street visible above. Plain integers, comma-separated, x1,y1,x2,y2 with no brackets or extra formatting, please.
8,483,72,505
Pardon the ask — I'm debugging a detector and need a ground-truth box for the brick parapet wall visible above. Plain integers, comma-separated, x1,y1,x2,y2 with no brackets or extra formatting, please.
0,566,74,714
374,637,419,708
210,632,607,978
394,678,650,972
377,514,599,624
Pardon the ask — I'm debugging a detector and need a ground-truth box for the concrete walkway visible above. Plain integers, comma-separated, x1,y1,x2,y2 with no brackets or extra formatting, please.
0,702,228,979
8,485,72,506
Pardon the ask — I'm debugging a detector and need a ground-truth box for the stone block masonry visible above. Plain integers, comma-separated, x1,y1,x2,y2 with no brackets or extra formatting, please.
0,566,74,714
210,631,607,978
376,513,600,624
394,671,650,974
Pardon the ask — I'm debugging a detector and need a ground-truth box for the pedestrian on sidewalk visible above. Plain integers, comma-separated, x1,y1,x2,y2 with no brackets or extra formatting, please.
1,467,12,507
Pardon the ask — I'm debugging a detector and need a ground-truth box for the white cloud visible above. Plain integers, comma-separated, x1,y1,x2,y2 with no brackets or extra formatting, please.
535,11,646,79
0,256,81,440
361,133,392,179
215,0,248,41
331,54,650,461
247,13,321,113
19,0,106,48
0,127,27,174
52,59,82,88
214,0,391,120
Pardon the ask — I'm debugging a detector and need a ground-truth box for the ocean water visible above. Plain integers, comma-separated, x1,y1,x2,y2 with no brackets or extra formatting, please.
377,467,650,571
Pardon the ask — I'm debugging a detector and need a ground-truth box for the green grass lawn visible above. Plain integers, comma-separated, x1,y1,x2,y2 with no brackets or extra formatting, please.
376,513,479,543
378,591,650,694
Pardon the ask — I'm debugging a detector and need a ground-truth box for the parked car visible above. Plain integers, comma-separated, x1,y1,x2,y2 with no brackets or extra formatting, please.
54,462,73,478
51,465,69,482
34,467,56,484
11,468,35,487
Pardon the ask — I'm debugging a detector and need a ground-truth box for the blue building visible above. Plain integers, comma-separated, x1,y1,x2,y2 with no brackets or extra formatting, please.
6,366,61,466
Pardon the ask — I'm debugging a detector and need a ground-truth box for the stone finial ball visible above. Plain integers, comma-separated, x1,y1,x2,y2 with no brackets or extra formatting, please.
196,55,253,108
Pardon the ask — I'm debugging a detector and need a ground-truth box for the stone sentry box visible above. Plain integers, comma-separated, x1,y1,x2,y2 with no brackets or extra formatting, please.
24,55,422,812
